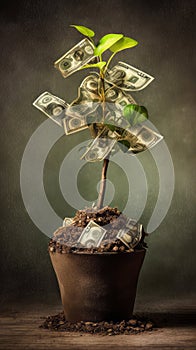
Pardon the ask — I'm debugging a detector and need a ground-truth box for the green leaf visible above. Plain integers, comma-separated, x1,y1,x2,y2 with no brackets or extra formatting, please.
94,34,123,56
70,25,95,38
118,139,130,152
80,62,106,70
110,36,138,53
123,104,140,125
133,106,148,126
123,104,148,126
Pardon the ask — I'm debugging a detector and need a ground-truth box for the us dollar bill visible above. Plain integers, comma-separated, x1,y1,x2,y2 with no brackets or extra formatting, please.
77,220,107,248
105,85,136,108
117,219,143,249
104,107,130,130
64,75,102,133
65,74,137,131
128,124,163,151
105,61,154,91
33,91,68,127
116,124,163,153
63,114,88,134
63,217,74,227
104,86,136,130
54,38,95,78
81,127,117,162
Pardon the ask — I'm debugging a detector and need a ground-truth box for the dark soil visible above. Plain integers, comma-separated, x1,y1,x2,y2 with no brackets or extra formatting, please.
40,311,154,336
49,206,147,254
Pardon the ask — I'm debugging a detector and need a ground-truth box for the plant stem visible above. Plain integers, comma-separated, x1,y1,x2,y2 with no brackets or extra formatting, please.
97,155,110,209
104,52,116,74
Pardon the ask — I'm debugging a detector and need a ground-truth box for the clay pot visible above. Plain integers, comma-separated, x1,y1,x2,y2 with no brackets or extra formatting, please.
49,249,146,322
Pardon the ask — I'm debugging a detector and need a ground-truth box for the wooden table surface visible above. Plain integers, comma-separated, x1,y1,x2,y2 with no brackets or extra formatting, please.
0,300,196,350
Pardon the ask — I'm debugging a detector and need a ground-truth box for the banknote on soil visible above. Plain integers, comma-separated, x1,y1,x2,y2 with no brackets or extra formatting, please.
105,61,154,91
33,91,68,127
77,220,107,248
117,219,143,249
54,38,95,78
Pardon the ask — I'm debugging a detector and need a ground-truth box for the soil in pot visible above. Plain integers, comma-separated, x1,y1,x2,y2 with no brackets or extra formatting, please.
49,206,147,254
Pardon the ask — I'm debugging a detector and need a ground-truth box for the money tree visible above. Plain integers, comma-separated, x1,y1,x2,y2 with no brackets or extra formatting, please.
33,24,161,211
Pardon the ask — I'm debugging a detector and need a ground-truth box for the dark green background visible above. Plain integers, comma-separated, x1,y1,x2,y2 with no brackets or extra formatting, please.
0,0,195,307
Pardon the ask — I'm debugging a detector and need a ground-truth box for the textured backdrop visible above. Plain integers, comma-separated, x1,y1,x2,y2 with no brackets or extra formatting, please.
0,0,195,306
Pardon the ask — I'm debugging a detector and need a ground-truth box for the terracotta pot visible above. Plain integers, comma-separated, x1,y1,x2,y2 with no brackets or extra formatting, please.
49,249,146,322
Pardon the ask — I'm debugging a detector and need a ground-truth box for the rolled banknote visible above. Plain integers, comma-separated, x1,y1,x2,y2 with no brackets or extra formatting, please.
33,91,68,127
54,38,95,78
105,61,154,91
81,127,117,162
77,220,107,248
117,219,143,249
63,217,74,227
65,74,137,130
64,75,102,133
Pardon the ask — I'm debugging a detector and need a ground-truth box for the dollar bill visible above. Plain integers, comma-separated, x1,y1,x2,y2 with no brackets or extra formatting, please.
63,114,88,134
128,124,163,150
105,61,154,91
63,75,102,133
81,127,117,162
115,124,163,153
33,91,68,127
65,73,138,133
117,219,143,249
104,109,130,130
54,38,95,78
105,85,136,108
77,220,107,248
63,217,74,227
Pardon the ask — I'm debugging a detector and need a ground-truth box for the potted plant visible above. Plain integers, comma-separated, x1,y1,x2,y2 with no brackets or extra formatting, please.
33,25,163,322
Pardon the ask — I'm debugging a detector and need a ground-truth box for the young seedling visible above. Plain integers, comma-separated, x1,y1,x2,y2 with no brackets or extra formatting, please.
33,25,159,212
70,25,148,208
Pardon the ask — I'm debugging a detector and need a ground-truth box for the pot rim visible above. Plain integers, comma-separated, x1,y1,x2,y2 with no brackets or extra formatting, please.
49,248,146,256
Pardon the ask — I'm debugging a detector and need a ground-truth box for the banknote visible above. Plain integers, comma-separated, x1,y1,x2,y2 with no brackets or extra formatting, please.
105,61,154,91
33,91,68,127
81,127,117,162
63,217,74,227
104,109,130,130
64,75,102,130
54,38,95,78
77,220,107,248
117,219,143,249
116,128,146,153
115,123,163,153
65,75,137,133
63,114,88,134
129,124,163,150
105,86,136,108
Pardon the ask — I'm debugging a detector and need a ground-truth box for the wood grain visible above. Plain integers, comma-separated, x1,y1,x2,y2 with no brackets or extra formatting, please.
0,302,196,350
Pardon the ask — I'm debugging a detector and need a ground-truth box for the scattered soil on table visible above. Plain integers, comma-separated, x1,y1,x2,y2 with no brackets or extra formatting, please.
40,311,154,336
49,206,147,254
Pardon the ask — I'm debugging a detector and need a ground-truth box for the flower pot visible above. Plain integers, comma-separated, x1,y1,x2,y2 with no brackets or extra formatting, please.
50,249,146,322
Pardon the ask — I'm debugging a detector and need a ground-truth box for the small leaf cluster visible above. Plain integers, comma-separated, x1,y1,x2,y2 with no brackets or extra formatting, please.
71,24,138,73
